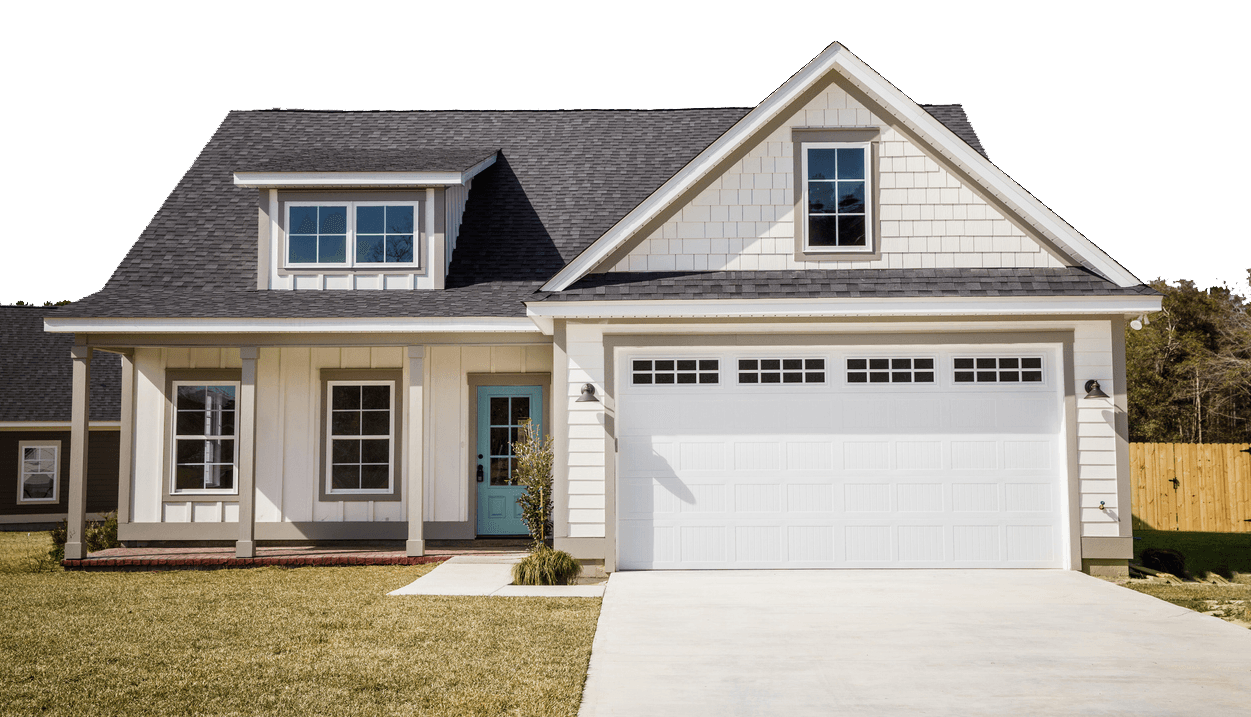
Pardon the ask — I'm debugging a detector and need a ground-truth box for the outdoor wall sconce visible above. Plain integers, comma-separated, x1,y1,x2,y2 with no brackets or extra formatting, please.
1084,380,1109,399
576,384,599,402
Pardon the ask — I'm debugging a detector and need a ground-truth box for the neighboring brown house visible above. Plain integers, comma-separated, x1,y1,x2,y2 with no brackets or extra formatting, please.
0,306,120,529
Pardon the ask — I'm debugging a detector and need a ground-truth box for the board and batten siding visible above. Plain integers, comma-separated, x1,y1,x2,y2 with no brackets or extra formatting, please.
557,318,1127,559
610,83,1066,273
129,343,552,526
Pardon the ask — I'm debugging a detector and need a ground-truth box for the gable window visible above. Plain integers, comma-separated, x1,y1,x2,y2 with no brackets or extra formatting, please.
803,143,871,252
287,201,418,268
327,381,394,494
17,441,60,504
171,382,238,494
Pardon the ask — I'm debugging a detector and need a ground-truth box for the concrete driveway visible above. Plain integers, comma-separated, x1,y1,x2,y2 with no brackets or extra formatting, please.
579,570,1251,716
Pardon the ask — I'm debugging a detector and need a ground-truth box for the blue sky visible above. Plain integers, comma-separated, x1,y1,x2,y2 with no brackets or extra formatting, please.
3,0,1246,303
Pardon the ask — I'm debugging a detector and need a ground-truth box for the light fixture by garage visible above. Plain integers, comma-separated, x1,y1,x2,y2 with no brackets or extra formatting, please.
1084,380,1110,399
576,383,599,402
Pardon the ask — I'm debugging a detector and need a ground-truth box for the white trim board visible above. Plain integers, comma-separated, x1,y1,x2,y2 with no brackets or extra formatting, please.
0,422,121,431
526,295,1163,320
541,42,1142,291
44,317,541,334
233,154,497,189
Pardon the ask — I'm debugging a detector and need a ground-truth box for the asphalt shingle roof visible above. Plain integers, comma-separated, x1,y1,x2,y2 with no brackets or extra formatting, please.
0,307,120,422
235,146,500,173
922,105,987,159
544,268,1157,301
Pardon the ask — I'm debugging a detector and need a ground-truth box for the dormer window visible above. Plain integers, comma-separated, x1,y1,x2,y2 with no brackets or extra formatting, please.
287,201,419,268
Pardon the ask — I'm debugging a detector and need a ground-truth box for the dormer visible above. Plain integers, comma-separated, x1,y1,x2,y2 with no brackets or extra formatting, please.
234,148,497,290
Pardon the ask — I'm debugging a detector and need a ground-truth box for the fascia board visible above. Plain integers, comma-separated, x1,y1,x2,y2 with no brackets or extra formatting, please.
829,51,1142,287
43,316,539,334
232,154,496,188
541,43,850,292
525,294,1163,320
0,421,121,430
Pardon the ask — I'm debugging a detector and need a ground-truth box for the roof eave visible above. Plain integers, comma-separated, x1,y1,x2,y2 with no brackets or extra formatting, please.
232,153,497,188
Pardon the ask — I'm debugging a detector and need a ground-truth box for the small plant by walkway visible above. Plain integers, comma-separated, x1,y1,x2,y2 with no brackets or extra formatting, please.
512,419,582,586
0,532,601,716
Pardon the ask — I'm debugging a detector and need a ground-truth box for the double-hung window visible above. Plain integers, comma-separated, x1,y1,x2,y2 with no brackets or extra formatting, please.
17,441,60,504
327,381,394,494
802,143,872,252
287,201,419,268
172,382,238,493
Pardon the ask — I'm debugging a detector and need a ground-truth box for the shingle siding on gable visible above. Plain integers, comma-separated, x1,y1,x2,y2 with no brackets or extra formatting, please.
608,87,1064,273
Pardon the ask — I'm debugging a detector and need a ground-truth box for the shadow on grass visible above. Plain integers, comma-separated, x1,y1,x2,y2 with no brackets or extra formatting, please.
1134,530,1251,578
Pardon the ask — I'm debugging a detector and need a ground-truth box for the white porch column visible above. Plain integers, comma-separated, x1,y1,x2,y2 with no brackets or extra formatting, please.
64,345,92,560
236,347,259,558
405,345,426,556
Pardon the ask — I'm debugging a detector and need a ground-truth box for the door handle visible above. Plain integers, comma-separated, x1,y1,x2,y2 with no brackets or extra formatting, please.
476,464,484,483
1169,477,1180,489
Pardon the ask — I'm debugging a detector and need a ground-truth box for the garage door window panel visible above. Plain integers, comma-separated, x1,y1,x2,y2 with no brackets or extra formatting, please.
632,359,719,385
846,358,935,384
738,358,825,385
954,357,1044,384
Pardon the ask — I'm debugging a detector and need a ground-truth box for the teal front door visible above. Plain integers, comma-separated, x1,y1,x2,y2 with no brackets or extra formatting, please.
476,385,543,536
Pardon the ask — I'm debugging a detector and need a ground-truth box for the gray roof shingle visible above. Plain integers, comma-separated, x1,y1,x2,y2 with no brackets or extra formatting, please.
0,307,120,422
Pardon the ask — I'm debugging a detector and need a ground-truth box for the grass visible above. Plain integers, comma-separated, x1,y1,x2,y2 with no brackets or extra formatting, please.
1133,529,1251,577
1122,575,1251,629
0,532,601,716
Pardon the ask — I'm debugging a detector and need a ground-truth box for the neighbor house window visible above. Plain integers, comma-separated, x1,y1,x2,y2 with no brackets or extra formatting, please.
287,201,418,268
802,143,872,252
172,383,239,493
954,357,1044,383
17,441,59,504
327,381,394,494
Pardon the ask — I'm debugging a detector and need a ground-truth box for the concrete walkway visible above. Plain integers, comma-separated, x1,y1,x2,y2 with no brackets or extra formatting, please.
389,553,605,597
579,570,1251,716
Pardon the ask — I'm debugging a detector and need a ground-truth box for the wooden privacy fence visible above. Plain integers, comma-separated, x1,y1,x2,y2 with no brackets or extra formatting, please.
1130,443,1251,533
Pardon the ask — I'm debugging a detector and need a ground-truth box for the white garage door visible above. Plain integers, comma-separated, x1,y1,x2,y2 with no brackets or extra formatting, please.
616,347,1067,569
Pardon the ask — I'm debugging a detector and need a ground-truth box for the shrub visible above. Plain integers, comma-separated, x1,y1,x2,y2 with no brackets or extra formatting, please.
512,545,582,586
512,419,554,547
49,511,120,561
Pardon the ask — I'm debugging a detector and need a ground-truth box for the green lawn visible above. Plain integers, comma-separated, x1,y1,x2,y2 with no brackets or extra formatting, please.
0,532,601,716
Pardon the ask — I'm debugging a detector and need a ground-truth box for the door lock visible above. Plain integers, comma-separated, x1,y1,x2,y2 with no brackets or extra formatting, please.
476,464,484,483
1169,477,1180,489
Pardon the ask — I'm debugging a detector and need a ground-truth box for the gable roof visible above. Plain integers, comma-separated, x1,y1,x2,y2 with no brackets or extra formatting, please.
541,42,1142,292
0,307,120,422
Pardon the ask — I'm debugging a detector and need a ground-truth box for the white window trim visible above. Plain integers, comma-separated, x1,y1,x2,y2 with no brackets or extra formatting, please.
325,380,396,496
17,440,60,504
801,141,874,254
170,381,241,496
285,200,421,270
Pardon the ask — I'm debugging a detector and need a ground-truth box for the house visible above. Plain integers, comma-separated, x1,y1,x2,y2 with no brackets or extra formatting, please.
1,306,120,529
45,43,1161,575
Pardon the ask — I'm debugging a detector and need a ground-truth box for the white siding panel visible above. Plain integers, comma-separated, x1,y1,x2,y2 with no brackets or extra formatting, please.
254,347,283,522
132,348,165,523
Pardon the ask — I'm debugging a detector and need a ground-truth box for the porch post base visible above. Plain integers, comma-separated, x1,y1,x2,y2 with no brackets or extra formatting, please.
64,541,86,560
235,540,256,558
406,539,425,557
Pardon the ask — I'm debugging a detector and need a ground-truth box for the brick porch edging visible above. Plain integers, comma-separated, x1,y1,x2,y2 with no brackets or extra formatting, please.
62,554,452,572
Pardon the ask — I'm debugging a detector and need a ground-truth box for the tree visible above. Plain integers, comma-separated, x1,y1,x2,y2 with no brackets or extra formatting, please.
1127,272,1251,443
511,419,554,546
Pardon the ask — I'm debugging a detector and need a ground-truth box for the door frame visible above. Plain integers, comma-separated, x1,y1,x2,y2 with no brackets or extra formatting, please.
465,373,551,537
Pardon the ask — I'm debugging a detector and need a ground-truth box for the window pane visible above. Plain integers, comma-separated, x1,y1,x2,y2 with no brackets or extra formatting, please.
915,358,935,369
360,465,388,490
332,464,359,491
289,236,317,263
333,439,360,464
319,206,347,233
761,360,780,370
333,385,360,409
739,359,758,370
739,373,758,383
22,475,55,499
847,359,867,370
387,206,414,233
510,397,530,425
999,358,1019,369
761,372,781,384
177,385,206,411
808,148,837,180
808,215,838,246
977,371,997,382
356,205,384,234
360,439,389,464
891,358,912,369
954,358,974,369
837,216,866,246
176,411,204,436
1022,358,1043,369
1023,371,1043,382
206,465,234,490
386,235,414,263
207,440,234,464
207,386,235,411
847,372,867,383
175,465,203,491
976,358,997,369
955,371,974,383
654,373,675,384
176,439,205,465
361,410,389,436
490,427,510,456
361,385,390,410
869,358,889,370
633,360,651,371
892,372,912,383
698,372,718,384
869,372,890,383
677,360,697,371
698,359,718,371
836,147,865,179
782,359,802,370
490,457,510,486
332,411,360,436
915,372,934,383
808,182,837,214
676,373,697,384
206,409,234,437
1000,371,1020,382
633,373,652,384
290,206,318,234
836,182,865,214
319,235,346,263
356,236,384,263
490,397,508,425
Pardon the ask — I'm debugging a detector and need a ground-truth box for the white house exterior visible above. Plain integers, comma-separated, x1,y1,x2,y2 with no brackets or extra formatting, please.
47,43,1160,575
